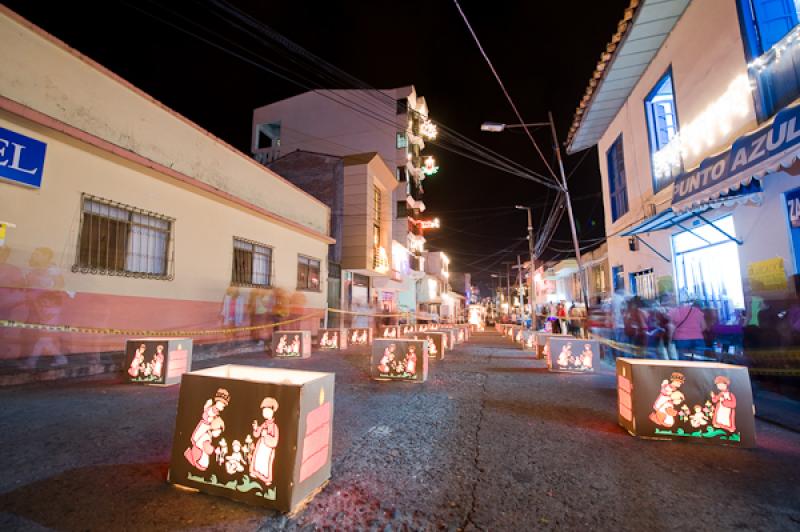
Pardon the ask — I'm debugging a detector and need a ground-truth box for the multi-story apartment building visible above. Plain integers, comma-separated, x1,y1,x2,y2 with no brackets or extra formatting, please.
0,7,332,380
567,0,800,320
251,86,436,316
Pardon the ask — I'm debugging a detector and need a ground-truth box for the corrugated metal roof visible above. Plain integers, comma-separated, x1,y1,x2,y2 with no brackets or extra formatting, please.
566,0,690,154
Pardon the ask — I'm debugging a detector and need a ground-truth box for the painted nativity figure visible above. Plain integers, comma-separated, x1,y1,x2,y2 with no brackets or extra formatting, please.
184,388,230,471
711,375,737,433
128,344,146,377
250,397,280,486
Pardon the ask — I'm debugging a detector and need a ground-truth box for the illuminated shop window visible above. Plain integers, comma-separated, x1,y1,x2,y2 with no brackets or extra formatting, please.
297,255,321,291
74,194,173,279
232,237,272,287
645,69,681,192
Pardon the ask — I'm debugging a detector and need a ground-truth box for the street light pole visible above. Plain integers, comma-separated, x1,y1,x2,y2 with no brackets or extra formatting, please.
548,111,590,318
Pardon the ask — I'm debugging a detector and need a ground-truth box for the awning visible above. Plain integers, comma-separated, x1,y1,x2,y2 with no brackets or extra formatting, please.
671,101,800,213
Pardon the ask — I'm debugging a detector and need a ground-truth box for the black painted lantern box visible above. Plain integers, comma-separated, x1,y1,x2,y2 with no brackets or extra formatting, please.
168,365,335,512
316,329,347,350
371,339,429,382
125,338,193,386
378,325,401,339
547,337,600,373
535,332,570,360
400,325,416,336
271,330,311,358
616,358,756,448
346,327,373,347
403,331,446,360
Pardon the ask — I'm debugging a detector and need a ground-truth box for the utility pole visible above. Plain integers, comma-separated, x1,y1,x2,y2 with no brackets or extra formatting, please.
503,260,514,317
516,205,536,328
548,111,590,315
516,254,524,319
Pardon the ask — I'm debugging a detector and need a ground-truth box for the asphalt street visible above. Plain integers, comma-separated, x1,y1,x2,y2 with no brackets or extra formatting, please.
1,331,799,531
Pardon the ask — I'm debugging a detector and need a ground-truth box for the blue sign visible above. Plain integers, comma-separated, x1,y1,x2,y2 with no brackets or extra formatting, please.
672,103,800,205
0,127,47,188
787,187,800,229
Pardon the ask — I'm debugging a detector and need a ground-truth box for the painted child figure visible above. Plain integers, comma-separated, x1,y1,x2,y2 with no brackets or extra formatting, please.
378,344,396,373
689,405,708,429
426,336,437,357
710,375,737,433
275,335,288,355
557,344,571,367
128,344,146,377
320,332,329,348
330,332,338,348
151,345,165,378
581,344,594,369
405,345,417,375
250,397,279,486
225,440,246,475
290,335,301,355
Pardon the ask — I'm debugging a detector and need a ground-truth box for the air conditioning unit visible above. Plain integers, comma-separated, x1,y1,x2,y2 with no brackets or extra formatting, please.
644,202,657,218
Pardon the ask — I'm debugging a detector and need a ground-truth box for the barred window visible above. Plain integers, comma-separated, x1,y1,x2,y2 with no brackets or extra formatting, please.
74,194,173,279
297,255,321,291
232,238,272,287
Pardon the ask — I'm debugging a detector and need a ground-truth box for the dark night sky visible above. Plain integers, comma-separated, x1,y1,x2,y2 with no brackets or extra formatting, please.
6,0,630,289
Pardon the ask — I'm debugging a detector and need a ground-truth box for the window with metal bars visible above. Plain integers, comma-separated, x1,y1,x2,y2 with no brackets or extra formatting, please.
297,255,321,291
232,237,272,287
73,194,174,279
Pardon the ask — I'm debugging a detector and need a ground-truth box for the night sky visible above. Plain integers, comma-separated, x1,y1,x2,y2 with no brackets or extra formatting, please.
6,0,630,290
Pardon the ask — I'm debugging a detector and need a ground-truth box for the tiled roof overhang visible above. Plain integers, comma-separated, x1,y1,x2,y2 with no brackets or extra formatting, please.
566,0,690,154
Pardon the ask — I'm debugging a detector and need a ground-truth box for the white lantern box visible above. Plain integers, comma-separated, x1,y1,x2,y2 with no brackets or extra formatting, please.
378,325,401,339
346,327,373,347
535,332,570,360
616,358,755,448
316,329,347,350
271,330,312,358
546,337,600,373
371,339,429,382
519,331,536,352
168,365,335,512
402,331,446,360
125,338,193,386
400,324,416,336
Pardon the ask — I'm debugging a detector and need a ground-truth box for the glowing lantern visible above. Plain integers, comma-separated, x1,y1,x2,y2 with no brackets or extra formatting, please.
316,329,347,350
125,338,193,386
401,324,416,336
168,365,335,511
616,359,755,447
438,328,461,347
403,331,447,360
534,332,569,360
372,339,429,382
271,330,312,358
520,331,536,352
347,327,373,346
378,325,401,339
422,156,439,176
421,117,438,140
546,338,600,373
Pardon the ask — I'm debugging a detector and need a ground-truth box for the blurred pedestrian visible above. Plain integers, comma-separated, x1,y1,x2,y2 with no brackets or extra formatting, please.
624,296,648,355
669,300,707,357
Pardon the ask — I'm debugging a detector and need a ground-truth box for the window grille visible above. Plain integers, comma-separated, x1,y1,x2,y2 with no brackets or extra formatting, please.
73,194,174,279
297,255,321,290
232,237,273,287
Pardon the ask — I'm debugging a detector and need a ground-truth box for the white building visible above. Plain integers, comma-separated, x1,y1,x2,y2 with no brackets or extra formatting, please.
567,0,800,321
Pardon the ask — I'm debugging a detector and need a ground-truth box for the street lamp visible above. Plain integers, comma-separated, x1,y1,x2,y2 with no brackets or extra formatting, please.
483,114,591,319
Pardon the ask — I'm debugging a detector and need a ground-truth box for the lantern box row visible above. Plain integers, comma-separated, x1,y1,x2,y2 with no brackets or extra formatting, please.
271,330,312,358
125,338,193,386
371,339,429,382
346,327,373,346
616,358,755,448
402,331,446,360
546,338,600,373
168,365,335,512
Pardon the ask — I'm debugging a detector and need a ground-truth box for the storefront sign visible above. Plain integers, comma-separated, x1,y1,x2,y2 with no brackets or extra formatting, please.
747,257,788,292
787,187,800,228
0,127,47,188
672,102,800,207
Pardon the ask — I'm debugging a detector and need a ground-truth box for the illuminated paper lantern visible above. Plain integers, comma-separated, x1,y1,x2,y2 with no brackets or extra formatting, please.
346,327,373,346
124,338,193,386
535,332,571,360
546,338,600,373
371,339,429,382
400,324,416,336
616,359,755,447
520,331,536,352
438,328,460,347
378,325,400,339
271,331,311,358
316,329,347,350
416,324,430,332
403,331,446,360
168,365,335,511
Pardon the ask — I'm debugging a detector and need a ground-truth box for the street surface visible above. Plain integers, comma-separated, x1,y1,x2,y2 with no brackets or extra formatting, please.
1,331,800,531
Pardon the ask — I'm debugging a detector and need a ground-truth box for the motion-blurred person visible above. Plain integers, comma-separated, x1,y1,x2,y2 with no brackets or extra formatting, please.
669,300,707,357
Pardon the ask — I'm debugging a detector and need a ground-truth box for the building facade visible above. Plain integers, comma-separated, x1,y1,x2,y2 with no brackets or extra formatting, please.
0,8,332,371
567,0,800,322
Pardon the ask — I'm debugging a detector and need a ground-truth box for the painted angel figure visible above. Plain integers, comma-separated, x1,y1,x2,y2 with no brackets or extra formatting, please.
275,335,288,354
128,344,146,377
710,376,737,433
151,345,165,378
225,440,246,474
250,397,279,486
